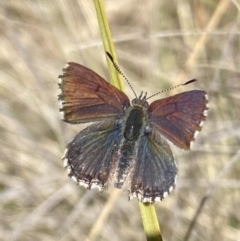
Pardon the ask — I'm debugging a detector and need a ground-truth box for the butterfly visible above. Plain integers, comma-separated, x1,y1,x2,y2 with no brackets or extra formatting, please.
58,55,208,203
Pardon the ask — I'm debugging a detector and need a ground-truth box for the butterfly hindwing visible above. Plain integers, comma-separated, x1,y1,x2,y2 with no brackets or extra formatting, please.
128,130,177,202
63,120,122,190
148,90,208,150
58,63,130,123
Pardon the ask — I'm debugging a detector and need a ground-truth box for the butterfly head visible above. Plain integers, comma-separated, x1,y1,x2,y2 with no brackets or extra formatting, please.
131,92,149,110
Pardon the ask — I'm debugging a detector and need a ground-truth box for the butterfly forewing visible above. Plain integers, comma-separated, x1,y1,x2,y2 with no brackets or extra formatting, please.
149,90,208,150
58,63,130,123
128,130,177,202
63,120,122,190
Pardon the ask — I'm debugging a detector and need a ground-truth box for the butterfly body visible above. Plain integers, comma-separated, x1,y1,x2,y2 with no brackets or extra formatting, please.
58,62,208,203
114,97,150,189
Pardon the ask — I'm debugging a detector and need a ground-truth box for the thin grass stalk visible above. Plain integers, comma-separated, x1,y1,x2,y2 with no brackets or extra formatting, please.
93,1,162,240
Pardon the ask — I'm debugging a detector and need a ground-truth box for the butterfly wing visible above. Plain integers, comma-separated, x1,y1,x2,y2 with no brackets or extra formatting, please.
58,63,130,123
128,131,177,203
63,120,122,190
148,90,208,150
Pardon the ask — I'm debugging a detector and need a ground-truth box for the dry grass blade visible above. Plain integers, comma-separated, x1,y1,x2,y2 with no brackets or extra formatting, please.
85,189,121,241
184,150,240,241
176,0,232,83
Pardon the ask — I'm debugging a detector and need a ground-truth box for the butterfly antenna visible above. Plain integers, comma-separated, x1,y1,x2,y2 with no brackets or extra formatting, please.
146,79,197,100
106,52,137,98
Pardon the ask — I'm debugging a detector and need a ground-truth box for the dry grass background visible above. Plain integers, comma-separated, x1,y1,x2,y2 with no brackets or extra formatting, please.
0,1,240,241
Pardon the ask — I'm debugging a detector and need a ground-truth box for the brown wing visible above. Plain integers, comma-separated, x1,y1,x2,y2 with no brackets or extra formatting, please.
148,90,208,150
58,62,130,123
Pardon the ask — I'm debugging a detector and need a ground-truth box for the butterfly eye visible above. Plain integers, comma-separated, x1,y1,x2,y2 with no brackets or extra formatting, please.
131,97,149,109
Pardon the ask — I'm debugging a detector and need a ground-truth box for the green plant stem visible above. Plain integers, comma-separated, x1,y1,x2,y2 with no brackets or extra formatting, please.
93,0,124,90
139,202,163,241
93,1,162,240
